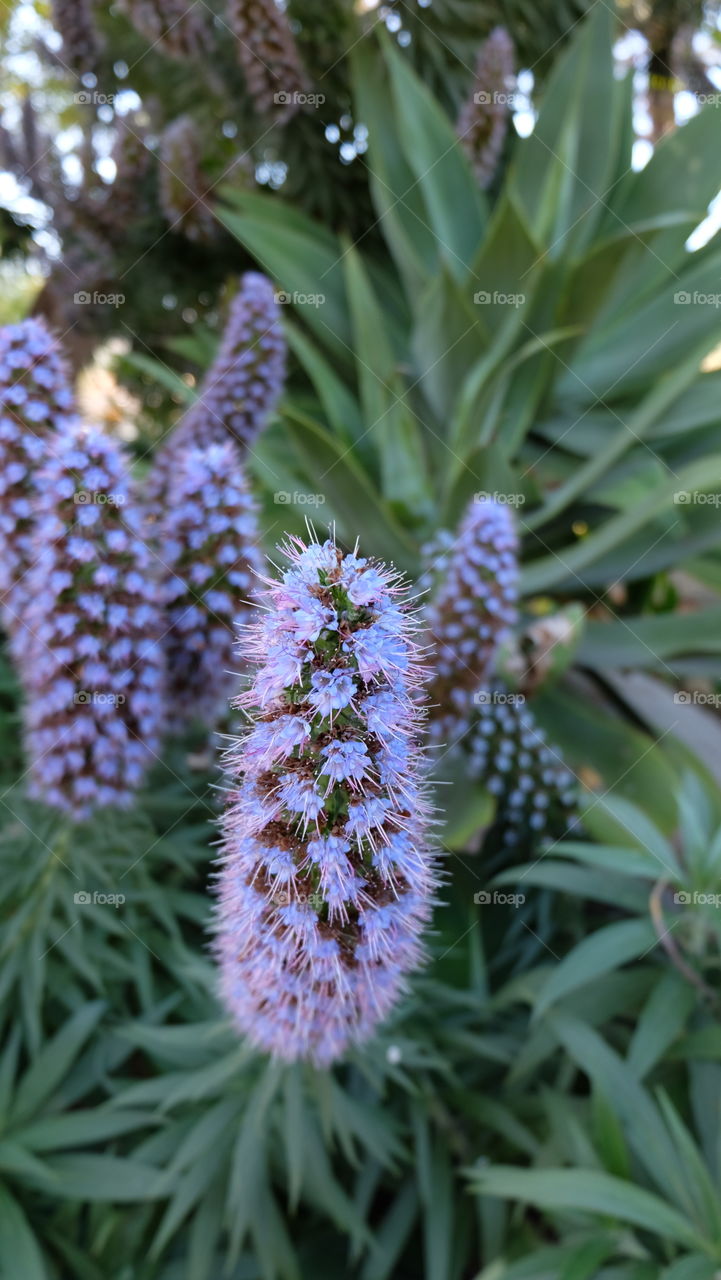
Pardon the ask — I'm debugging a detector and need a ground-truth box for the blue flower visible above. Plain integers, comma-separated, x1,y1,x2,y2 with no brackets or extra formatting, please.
308,669,356,717
321,738,369,787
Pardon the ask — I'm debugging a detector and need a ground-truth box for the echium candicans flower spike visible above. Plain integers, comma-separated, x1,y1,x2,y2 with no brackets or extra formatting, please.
17,422,165,820
102,116,154,235
457,27,515,189
147,271,285,503
215,533,438,1066
226,0,310,121
158,115,217,244
423,495,519,744
50,0,104,77
181,271,285,450
467,687,578,852
0,318,77,609
160,439,265,729
118,0,211,59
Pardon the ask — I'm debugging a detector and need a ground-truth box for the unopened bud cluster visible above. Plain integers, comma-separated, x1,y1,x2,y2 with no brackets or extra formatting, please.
467,688,577,851
423,496,518,742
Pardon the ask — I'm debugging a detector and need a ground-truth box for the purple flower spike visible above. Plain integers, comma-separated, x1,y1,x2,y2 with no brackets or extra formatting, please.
186,271,285,450
17,422,165,820
215,533,437,1066
147,272,286,504
118,0,211,60
423,495,519,743
50,0,104,75
159,115,217,244
226,0,309,121
160,439,265,729
458,27,515,189
0,318,76,610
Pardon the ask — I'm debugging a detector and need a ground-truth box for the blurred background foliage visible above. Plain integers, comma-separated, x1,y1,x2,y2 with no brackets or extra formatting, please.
0,0,720,354
4,1,721,1278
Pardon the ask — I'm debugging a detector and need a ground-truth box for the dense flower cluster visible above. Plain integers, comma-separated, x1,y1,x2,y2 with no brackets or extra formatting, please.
148,272,285,502
0,318,76,610
215,534,437,1065
118,0,211,59
467,688,578,851
458,27,515,189
186,270,285,450
226,0,309,120
50,0,104,76
18,423,165,819
160,440,264,728
102,117,154,235
159,115,216,244
423,496,519,743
